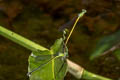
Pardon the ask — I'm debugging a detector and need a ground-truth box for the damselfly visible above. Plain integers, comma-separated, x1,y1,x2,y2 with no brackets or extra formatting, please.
27,9,86,80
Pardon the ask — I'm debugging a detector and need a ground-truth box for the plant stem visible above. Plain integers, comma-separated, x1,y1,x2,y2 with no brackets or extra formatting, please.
82,70,112,80
0,26,112,80
67,59,112,80
0,26,47,51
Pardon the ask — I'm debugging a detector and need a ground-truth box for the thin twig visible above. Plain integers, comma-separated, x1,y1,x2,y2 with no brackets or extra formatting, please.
101,42,120,56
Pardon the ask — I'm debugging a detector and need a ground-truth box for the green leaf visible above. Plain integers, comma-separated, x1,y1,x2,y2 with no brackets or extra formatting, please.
50,38,63,54
28,38,68,80
90,30,120,60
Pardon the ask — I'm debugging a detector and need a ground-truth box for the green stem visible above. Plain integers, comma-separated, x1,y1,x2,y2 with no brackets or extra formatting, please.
0,26,112,80
0,26,47,51
82,70,112,80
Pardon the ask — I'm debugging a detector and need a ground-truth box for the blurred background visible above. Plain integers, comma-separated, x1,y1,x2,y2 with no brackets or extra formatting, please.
0,0,120,80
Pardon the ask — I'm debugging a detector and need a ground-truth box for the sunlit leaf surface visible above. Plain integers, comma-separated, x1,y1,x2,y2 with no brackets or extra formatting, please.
28,38,68,80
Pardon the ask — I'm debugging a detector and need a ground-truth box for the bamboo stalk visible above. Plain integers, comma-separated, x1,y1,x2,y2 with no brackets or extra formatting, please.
67,60,112,80
0,26,112,80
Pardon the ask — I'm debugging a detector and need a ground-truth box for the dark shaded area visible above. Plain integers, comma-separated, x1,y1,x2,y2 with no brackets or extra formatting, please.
0,0,120,80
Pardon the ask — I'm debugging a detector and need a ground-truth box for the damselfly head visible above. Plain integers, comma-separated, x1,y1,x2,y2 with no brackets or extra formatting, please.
27,72,31,77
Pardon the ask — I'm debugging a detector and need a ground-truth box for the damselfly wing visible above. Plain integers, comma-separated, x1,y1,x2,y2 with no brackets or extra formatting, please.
59,15,78,31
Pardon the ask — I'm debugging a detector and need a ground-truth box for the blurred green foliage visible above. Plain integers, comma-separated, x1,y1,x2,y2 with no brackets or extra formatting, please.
90,30,120,60
114,49,120,61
